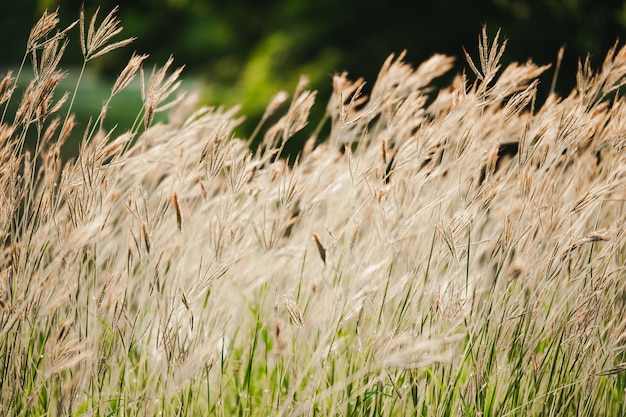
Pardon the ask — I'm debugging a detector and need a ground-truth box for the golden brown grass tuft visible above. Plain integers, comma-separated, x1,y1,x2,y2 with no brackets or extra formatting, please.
1,10,625,416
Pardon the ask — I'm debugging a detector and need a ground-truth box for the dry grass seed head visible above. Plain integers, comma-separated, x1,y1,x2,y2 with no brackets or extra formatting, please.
0,124,15,149
14,70,67,126
283,90,316,139
112,52,149,96
412,54,456,90
172,191,182,232
4,15,626,414
480,26,507,79
36,35,68,81
263,77,316,148
59,113,76,143
38,78,69,124
141,56,185,128
41,117,61,145
263,90,289,121
328,72,368,128
0,72,15,105
493,61,551,101
283,296,304,328
27,8,60,51
312,232,326,264
80,5,135,61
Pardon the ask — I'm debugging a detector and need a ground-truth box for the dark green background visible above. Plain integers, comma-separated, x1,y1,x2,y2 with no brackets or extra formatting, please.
3,0,626,143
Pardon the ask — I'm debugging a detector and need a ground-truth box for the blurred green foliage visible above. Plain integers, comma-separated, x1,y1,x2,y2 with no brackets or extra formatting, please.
3,0,626,139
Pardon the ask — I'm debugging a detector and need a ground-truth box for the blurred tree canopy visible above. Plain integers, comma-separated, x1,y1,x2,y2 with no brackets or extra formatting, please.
3,0,626,137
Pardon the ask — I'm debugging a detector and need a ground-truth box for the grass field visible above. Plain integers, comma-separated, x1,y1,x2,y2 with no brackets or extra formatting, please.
1,8,625,416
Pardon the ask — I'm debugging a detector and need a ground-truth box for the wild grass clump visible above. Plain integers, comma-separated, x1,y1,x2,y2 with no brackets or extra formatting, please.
1,8,625,416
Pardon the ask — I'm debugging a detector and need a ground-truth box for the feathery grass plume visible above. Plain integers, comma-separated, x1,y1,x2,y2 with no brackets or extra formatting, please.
2,9,75,125
58,113,75,143
249,90,289,145
86,52,150,139
61,5,134,143
27,8,60,52
577,41,626,109
3,11,626,416
35,34,68,81
283,295,304,328
282,79,316,140
0,72,15,106
463,25,507,84
263,76,316,155
140,56,186,129
80,5,135,61
26,8,77,56
112,52,149,97
328,72,368,126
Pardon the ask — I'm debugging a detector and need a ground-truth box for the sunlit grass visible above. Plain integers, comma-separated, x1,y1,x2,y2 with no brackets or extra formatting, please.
0,9,625,417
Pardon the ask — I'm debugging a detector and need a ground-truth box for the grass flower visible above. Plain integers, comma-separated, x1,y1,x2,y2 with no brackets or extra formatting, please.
0,10,625,417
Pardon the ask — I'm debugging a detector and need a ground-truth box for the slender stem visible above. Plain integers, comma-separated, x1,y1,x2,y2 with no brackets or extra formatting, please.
247,114,268,146
59,59,87,142
85,93,114,143
311,112,329,141
129,103,146,135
